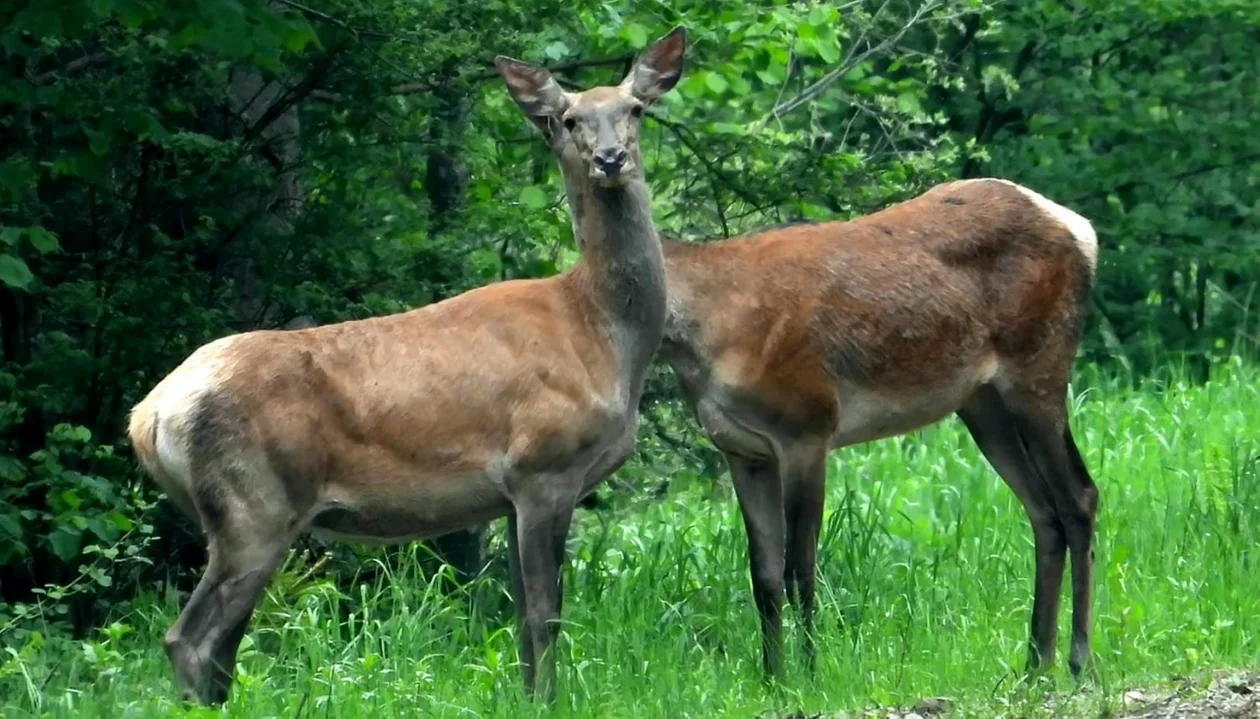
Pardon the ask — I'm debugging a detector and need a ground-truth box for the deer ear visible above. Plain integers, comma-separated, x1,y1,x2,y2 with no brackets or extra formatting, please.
621,26,687,103
496,56,571,119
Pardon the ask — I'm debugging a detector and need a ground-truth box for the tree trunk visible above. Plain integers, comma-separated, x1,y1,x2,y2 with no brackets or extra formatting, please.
420,81,485,586
223,62,305,328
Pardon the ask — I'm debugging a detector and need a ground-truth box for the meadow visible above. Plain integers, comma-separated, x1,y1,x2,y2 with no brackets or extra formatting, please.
2,362,1258,718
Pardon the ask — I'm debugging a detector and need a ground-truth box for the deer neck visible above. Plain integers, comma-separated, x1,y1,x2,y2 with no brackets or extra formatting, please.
563,170,691,349
568,174,667,393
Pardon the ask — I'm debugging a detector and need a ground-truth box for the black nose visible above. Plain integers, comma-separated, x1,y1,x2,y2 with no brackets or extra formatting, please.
595,148,628,175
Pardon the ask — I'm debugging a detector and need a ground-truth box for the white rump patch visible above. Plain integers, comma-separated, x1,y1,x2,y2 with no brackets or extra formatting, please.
150,334,242,491
957,178,1099,273
1012,184,1098,273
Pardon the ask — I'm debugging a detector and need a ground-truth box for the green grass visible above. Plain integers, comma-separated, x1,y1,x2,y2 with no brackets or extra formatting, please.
3,362,1260,717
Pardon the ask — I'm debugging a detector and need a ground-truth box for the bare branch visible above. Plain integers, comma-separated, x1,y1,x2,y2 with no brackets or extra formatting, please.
273,0,390,39
1066,151,1260,205
647,112,768,214
471,52,635,82
29,52,109,85
767,0,943,121
242,49,341,143
308,52,636,103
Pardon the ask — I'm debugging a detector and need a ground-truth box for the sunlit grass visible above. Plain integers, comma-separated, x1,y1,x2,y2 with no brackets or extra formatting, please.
3,361,1259,717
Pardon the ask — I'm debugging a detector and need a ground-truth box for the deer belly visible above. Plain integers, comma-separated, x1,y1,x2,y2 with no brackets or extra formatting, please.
830,381,974,447
306,474,512,544
830,350,1000,447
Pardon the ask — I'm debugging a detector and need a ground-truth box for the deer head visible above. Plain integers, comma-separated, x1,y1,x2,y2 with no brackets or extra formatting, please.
496,27,686,187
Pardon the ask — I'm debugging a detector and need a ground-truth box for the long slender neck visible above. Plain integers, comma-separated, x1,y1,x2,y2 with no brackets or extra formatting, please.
567,173,667,393
563,172,695,350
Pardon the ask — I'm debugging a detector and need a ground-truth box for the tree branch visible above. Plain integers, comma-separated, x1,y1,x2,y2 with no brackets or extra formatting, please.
470,52,635,81
648,113,767,214
309,52,635,103
767,0,942,120
29,52,109,85
242,49,341,143
273,0,390,39
1066,152,1260,206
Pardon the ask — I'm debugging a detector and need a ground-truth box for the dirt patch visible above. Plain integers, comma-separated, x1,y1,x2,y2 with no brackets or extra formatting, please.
775,696,951,719
771,671,1260,718
1115,671,1259,719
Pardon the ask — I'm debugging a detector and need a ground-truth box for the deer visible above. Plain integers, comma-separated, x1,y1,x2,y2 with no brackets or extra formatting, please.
125,27,688,705
546,120,1100,680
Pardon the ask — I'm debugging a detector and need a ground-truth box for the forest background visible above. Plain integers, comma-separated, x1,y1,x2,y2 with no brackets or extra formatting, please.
1,0,1258,715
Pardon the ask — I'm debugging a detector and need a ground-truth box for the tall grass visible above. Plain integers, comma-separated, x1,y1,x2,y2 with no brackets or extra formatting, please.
3,362,1258,717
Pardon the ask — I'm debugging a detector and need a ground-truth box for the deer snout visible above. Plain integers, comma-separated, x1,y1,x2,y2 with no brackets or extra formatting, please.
594,147,628,176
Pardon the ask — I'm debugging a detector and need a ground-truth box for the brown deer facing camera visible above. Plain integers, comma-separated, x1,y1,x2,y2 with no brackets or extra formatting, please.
548,132,1100,678
127,28,687,705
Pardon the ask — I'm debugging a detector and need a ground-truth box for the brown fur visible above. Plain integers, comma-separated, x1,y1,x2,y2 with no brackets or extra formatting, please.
662,178,1094,452
129,26,689,706
554,172,1100,678
129,274,628,541
656,178,1100,678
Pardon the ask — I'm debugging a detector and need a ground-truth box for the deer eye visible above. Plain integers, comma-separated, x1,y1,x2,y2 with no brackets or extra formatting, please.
630,104,644,118
563,117,577,131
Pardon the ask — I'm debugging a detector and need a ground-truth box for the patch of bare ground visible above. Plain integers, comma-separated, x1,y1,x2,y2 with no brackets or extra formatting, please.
1113,671,1258,719
773,696,951,719
770,671,1258,719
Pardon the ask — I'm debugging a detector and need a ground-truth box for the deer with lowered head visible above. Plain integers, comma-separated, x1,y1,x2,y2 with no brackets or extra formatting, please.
541,98,1100,679
126,27,688,705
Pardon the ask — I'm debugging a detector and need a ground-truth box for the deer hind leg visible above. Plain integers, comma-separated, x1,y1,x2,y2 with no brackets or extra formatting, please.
728,454,787,679
999,386,1097,679
961,383,1099,678
958,386,1066,673
163,480,296,705
783,445,827,673
1053,424,1098,677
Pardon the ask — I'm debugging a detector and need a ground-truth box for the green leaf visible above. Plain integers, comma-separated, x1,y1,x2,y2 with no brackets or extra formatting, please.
518,185,549,209
47,528,82,562
0,226,21,247
625,23,648,48
705,72,729,94
468,248,503,279
800,202,831,220
83,125,111,156
543,40,570,61
757,59,787,85
0,513,21,542
169,21,207,49
816,32,841,64
283,19,319,54
60,489,83,510
896,92,923,115
87,516,120,543
707,122,746,136
808,5,835,25
26,226,59,254
0,254,34,290
110,511,134,532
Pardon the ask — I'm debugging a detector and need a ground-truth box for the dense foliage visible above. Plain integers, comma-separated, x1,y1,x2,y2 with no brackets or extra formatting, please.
0,0,1257,640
